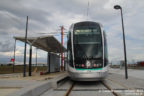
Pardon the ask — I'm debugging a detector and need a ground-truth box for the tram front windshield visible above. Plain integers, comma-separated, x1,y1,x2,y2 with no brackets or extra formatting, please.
73,25,103,60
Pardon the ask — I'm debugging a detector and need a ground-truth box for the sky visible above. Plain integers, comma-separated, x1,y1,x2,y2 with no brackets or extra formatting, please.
0,0,144,64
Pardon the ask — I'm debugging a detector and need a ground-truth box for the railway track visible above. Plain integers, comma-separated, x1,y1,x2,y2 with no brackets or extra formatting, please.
101,81,120,96
41,78,144,96
63,80,121,96
64,82,75,96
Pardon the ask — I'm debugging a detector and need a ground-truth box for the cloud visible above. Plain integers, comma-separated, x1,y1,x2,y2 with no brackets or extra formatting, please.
0,0,144,64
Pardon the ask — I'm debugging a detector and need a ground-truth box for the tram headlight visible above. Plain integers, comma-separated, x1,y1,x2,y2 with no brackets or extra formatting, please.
97,64,102,67
81,64,85,67
93,63,102,67
93,64,97,67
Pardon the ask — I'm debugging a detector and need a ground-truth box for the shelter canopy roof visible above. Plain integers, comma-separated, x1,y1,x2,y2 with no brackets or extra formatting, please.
14,36,66,53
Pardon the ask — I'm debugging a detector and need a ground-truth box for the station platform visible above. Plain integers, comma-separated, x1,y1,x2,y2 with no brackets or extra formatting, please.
0,72,66,96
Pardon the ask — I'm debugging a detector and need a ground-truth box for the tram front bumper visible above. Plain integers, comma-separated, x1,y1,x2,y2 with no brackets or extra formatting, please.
68,71,108,81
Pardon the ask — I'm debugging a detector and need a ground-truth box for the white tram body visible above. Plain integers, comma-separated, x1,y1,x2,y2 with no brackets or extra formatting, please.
67,21,109,81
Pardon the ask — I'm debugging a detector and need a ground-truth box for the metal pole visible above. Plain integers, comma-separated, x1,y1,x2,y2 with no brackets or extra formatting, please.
64,52,65,71
61,26,64,71
120,8,128,79
47,52,49,72
36,48,37,66
48,52,50,73
23,16,28,77
13,39,16,72
29,45,32,76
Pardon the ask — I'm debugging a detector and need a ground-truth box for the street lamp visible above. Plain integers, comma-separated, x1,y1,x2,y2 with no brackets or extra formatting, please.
114,5,128,79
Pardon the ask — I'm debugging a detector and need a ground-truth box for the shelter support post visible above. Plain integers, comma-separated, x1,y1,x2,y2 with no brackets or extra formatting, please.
13,39,16,72
47,52,51,73
64,52,66,71
29,45,32,76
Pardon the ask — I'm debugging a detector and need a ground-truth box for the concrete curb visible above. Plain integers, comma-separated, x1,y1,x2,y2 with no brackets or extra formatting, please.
8,81,52,96
8,73,68,96
51,73,69,89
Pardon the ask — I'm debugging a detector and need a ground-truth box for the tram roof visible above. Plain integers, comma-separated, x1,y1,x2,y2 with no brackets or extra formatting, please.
14,35,66,53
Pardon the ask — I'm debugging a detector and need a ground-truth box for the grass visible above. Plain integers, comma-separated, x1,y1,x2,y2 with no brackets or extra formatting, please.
0,65,47,74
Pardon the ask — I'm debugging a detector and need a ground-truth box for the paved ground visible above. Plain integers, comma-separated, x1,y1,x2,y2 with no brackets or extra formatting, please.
0,72,65,96
107,73,144,89
0,68,144,96
0,88,20,96
109,68,144,79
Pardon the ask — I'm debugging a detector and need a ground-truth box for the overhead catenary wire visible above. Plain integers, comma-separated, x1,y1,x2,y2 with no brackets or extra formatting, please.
86,1,90,20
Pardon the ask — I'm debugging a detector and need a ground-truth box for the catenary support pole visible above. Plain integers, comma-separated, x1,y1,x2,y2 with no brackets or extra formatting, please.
61,26,64,71
23,16,28,77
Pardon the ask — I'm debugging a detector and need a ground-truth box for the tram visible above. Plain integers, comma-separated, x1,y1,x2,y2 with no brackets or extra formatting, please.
67,21,108,81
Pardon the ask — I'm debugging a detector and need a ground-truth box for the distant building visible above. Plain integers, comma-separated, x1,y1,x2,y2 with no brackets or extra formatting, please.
137,61,144,67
